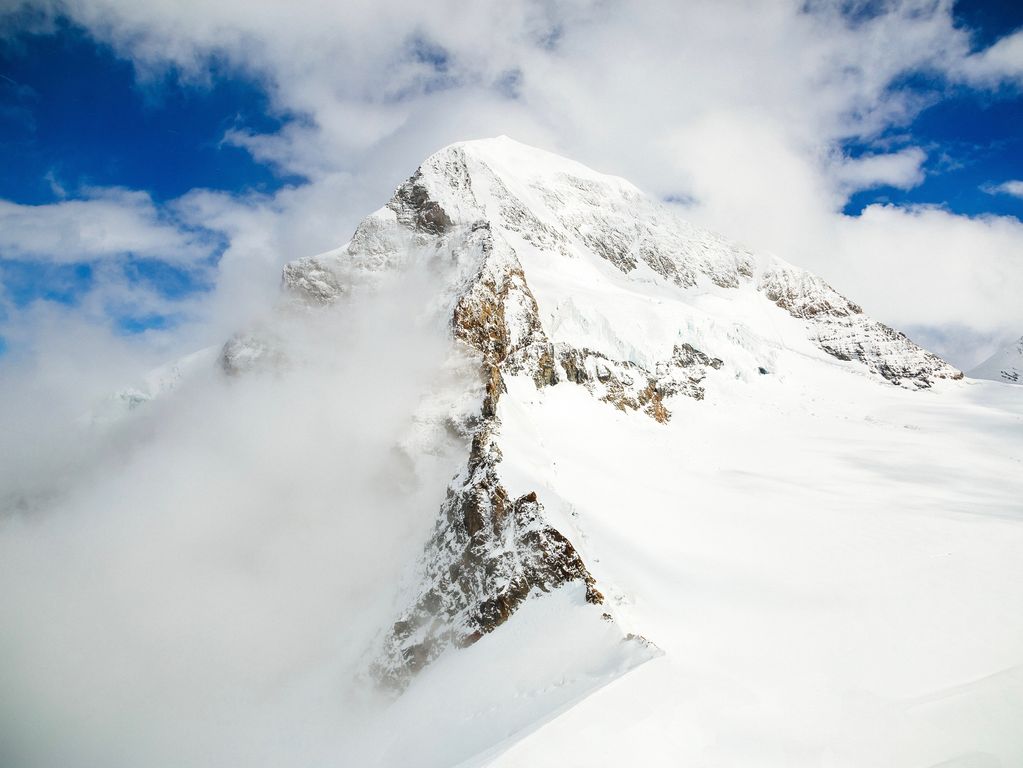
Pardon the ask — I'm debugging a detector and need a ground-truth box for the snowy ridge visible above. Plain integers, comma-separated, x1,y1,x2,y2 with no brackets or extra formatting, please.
758,259,959,385
257,137,966,688
285,136,959,387
87,138,1023,767
970,335,1023,384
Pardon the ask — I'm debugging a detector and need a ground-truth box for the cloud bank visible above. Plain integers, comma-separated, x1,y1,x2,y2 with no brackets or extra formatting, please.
0,269,472,768
3,0,1020,368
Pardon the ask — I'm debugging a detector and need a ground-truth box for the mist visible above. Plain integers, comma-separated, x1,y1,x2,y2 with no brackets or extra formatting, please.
0,266,476,768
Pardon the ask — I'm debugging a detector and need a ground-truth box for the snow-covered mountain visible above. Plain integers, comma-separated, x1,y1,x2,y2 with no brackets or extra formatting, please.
72,138,1023,767
252,136,964,682
970,335,1023,384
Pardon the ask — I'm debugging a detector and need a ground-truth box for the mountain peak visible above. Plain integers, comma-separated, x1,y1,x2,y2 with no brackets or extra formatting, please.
245,138,967,687
425,135,629,184
279,137,959,385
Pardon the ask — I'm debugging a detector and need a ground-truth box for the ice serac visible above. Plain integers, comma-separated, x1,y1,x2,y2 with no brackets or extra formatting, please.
969,335,1023,385
274,136,962,687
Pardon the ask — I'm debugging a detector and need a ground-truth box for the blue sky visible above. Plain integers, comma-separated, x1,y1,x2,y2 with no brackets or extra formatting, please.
0,20,297,336
842,76,1023,218
1,0,1022,368
0,22,298,206
840,1,1023,219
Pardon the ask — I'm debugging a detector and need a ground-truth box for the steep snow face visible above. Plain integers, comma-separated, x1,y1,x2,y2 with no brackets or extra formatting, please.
970,335,1023,384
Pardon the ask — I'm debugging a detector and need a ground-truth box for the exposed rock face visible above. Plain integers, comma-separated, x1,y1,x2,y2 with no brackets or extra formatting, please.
450,222,555,390
814,319,961,387
219,331,285,376
281,259,345,304
371,197,606,689
371,425,603,689
557,342,723,423
759,262,962,387
389,169,455,234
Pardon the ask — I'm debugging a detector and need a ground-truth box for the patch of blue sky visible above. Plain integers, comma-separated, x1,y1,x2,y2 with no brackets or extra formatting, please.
121,257,216,300
841,84,1023,219
115,313,178,335
840,0,1023,220
822,2,1023,219
1,260,94,307
0,20,287,337
0,19,304,206
953,0,1023,49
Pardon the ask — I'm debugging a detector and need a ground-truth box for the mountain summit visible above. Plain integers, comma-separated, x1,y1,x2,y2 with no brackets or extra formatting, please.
220,137,971,690
276,136,960,389
97,138,1023,767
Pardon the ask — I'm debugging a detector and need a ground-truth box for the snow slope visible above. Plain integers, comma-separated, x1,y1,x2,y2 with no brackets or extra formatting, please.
480,365,1023,767
25,137,1022,768
274,137,1020,766
970,335,1023,385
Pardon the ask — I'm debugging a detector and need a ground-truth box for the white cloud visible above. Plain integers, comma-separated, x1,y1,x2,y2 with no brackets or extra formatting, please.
984,179,1023,198
0,285,464,768
1,1,1022,359
831,204,1023,330
833,146,927,192
2,2,1023,763
959,28,1023,86
0,188,211,264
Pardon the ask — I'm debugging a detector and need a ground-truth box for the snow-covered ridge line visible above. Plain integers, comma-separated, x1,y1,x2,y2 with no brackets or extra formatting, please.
969,335,1023,384
264,137,964,684
284,136,959,388
120,138,963,689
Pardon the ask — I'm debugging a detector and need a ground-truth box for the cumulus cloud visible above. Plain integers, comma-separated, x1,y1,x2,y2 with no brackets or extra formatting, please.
984,179,1023,198
831,204,1023,328
2,0,1021,366
833,147,927,192
0,188,212,264
0,269,471,768
0,187,226,363
959,28,1023,86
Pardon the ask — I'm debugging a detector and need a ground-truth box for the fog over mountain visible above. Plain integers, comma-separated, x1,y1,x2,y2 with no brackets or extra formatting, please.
2,138,1021,768
2,1,1023,373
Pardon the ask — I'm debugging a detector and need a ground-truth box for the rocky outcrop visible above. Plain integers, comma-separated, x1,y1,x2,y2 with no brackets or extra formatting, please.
371,425,603,690
814,318,962,387
281,258,345,304
759,262,962,387
557,342,723,423
371,212,605,690
388,169,454,235
219,331,285,376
